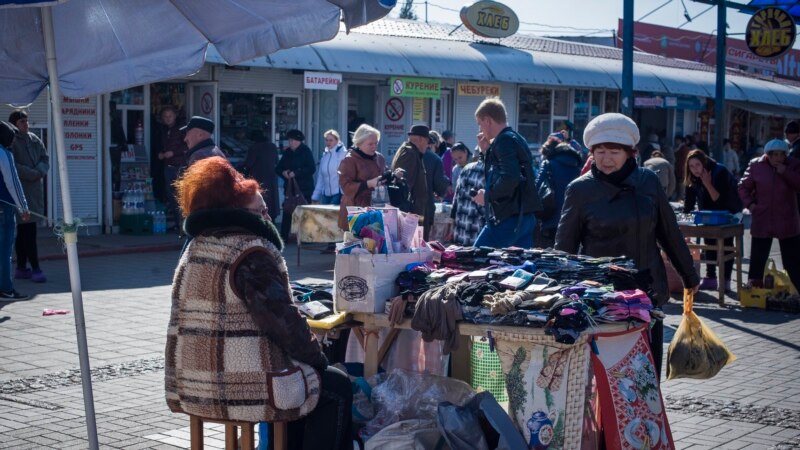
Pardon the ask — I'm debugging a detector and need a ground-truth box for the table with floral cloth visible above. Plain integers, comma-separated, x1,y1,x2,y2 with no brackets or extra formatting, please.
291,204,342,265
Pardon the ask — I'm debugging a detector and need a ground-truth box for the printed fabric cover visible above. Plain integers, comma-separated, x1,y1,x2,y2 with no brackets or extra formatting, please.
494,331,591,450
591,326,674,450
291,204,342,243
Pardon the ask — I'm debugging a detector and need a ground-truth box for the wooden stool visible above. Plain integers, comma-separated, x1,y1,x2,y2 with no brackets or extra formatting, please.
188,415,287,450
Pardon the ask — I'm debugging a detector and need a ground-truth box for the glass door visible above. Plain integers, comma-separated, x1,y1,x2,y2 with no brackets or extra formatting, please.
274,95,300,150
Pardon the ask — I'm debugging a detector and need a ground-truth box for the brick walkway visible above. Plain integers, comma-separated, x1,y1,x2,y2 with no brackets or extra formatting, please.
0,233,797,449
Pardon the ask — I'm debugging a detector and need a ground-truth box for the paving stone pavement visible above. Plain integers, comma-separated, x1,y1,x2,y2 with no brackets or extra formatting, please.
0,236,798,449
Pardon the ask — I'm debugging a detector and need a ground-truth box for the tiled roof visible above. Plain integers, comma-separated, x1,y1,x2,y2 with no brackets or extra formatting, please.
352,19,800,87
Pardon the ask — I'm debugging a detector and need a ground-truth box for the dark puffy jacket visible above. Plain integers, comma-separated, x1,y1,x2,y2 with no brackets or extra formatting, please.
555,167,699,306
539,144,582,231
275,143,316,199
738,155,800,240
483,127,542,224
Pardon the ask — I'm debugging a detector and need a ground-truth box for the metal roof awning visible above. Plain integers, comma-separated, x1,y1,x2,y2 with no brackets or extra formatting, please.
472,44,561,85
310,33,417,75
533,52,620,89
729,100,800,118
727,74,782,105
640,64,715,97
390,38,495,80
205,44,328,71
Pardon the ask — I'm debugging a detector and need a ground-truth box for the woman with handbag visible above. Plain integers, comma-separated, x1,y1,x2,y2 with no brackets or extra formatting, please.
276,129,316,240
337,124,388,232
166,157,353,450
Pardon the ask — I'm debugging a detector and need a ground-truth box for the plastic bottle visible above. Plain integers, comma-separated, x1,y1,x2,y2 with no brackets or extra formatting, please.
134,120,144,146
135,189,145,214
121,190,130,216
150,211,157,234
159,211,167,234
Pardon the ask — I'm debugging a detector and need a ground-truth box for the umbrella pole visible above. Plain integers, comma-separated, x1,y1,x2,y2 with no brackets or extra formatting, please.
42,7,99,450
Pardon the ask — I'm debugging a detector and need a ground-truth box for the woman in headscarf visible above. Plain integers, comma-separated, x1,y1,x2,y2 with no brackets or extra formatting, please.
738,138,800,291
555,113,699,378
166,157,352,450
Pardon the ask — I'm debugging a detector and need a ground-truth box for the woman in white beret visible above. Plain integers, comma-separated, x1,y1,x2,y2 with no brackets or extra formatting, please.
555,113,699,379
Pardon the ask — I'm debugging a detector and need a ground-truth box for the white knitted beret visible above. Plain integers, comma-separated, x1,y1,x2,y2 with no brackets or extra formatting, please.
583,113,640,149
764,138,789,153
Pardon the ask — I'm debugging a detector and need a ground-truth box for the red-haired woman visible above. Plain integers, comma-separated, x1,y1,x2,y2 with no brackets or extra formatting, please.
165,157,353,450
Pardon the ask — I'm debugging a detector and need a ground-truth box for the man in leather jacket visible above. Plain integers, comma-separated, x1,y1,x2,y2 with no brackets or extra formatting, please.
472,98,541,248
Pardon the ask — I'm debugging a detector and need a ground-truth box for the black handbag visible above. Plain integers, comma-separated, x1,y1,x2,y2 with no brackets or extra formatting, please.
282,178,307,216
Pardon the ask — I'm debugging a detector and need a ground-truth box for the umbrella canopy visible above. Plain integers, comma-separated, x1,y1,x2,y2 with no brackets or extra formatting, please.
0,0,392,105
0,1,393,448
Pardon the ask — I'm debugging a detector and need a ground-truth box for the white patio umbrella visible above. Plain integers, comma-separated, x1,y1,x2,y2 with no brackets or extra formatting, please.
0,1,394,448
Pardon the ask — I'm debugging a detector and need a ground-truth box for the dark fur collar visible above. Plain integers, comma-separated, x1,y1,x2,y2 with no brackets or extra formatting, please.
184,208,283,251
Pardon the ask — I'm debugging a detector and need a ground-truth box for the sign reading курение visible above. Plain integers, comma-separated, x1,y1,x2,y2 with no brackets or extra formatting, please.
390,77,441,99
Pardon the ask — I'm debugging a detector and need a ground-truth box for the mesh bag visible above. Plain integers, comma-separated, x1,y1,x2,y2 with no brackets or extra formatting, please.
470,338,508,402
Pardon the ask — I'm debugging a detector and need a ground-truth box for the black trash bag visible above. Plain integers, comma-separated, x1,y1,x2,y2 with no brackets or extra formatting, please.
437,392,527,450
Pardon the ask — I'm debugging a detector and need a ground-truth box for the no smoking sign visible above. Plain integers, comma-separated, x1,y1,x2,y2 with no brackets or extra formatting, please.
384,97,404,122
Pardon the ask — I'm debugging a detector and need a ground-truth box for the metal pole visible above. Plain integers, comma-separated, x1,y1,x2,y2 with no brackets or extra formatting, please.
714,0,727,162
622,0,634,117
41,6,99,450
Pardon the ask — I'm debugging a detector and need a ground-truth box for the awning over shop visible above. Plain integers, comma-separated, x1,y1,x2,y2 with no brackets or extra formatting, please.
204,28,799,110
532,52,620,89
729,100,800,118
472,44,561,85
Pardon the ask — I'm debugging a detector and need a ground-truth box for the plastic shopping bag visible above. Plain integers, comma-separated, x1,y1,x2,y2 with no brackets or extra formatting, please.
666,289,736,380
765,258,798,295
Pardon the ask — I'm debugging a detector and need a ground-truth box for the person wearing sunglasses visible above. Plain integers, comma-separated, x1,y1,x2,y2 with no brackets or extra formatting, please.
167,156,353,450
738,139,800,291
555,113,700,379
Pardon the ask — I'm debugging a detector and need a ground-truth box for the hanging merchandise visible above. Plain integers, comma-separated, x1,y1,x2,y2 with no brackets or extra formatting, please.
493,332,592,450
591,326,675,450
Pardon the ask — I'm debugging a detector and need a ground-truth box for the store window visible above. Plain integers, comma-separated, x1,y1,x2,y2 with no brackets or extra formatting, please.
347,85,376,147
109,86,149,225
573,90,590,146
220,92,273,164
553,90,569,117
591,90,603,117
518,87,552,146
605,91,619,113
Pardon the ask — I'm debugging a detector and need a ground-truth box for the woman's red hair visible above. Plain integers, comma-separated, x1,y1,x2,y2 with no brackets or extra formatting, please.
175,156,260,216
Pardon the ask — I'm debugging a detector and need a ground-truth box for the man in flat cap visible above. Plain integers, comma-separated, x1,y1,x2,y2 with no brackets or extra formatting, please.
391,124,430,218
181,116,225,168
473,98,541,248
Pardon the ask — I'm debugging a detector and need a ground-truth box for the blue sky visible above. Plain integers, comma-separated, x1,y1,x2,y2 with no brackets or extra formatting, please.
388,0,796,48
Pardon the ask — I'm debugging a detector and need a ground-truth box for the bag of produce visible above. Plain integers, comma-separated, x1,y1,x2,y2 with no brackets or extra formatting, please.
666,289,736,380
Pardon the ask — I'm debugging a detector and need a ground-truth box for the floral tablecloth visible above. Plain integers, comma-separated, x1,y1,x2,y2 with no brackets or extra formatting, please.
291,204,342,243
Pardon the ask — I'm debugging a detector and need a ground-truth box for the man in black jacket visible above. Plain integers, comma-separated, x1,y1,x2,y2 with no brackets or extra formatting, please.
473,98,541,248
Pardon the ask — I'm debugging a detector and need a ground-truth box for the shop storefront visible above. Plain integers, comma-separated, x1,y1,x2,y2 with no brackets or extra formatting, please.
5,19,800,235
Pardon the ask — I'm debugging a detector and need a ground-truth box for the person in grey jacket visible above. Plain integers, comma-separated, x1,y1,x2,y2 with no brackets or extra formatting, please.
8,111,48,283
555,113,699,378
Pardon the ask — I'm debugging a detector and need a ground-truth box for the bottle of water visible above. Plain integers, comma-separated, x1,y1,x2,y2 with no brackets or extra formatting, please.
135,189,145,214
157,211,166,234
122,190,132,216
150,211,157,234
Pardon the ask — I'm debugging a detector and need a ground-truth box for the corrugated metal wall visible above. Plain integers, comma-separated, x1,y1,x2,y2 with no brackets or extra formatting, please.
0,91,49,128
218,66,303,93
453,82,518,152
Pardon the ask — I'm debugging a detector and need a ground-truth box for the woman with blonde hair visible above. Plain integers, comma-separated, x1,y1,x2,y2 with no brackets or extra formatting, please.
337,124,387,231
312,129,347,205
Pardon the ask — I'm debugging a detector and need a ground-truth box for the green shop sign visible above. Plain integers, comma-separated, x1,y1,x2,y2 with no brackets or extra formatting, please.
390,77,441,99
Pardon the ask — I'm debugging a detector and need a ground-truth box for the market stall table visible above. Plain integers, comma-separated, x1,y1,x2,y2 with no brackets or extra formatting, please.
349,312,629,379
290,204,342,266
679,223,744,305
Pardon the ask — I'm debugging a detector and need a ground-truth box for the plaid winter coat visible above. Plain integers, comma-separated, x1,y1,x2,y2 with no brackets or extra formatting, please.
165,209,325,422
